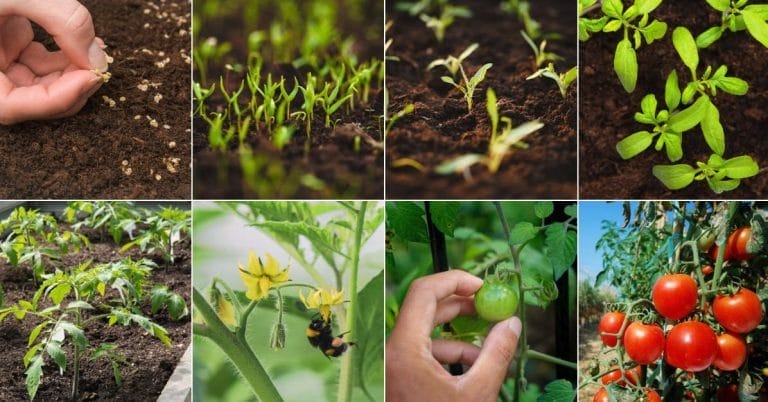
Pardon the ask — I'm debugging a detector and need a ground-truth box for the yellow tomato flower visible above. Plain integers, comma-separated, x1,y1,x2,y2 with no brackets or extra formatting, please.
216,297,236,326
238,252,289,300
300,288,344,322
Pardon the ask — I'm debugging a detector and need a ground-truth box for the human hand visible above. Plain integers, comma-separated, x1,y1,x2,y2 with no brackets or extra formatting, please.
0,0,109,125
386,270,522,402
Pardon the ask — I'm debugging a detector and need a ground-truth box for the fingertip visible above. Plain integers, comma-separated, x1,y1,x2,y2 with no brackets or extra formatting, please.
507,316,522,339
88,40,108,73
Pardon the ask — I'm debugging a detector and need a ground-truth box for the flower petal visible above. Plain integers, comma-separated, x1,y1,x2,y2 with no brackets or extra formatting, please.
248,252,264,276
262,253,279,276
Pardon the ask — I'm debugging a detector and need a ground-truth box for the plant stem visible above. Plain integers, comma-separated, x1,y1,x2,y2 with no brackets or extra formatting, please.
525,349,577,370
337,201,367,402
193,288,283,401
71,309,82,402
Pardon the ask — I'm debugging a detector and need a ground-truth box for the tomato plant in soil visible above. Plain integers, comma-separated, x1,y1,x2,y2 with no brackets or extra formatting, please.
0,0,191,199
580,2,768,198
386,0,576,198
651,273,698,320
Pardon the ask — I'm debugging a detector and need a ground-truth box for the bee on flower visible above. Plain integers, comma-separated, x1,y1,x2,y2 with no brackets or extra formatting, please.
300,288,344,322
238,252,290,301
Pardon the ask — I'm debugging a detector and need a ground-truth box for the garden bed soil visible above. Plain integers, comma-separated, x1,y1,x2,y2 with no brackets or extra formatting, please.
580,2,768,198
385,0,577,199
193,2,384,200
0,0,191,199
0,239,191,401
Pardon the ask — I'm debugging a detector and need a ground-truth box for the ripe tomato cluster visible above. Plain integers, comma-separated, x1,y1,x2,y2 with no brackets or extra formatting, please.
594,226,765,400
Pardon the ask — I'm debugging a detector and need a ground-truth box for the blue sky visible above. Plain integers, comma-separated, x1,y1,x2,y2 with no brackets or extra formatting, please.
579,201,637,283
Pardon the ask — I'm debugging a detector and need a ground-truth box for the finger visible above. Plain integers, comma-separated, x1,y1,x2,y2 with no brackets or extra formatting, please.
48,80,100,120
434,295,476,326
0,69,99,124
6,0,108,71
0,16,33,69
464,317,521,393
395,271,483,341
432,339,481,366
18,42,72,75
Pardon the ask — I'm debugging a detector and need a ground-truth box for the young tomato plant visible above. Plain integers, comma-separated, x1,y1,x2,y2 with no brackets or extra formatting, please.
440,62,493,112
697,0,768,48
526,63,578,98
581,202,768,401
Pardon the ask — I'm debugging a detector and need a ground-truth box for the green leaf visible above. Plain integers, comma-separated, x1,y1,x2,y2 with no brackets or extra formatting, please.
150,287,168,314
534,202,554,219
714,76,749,95
696,26,724,48
49,283,71,305
701,101,725,155
385,202,428,243
743,9,768,47
434,154,484,175
635,0,663,15
709,178,741,193
565,205,577,218
653,164,697,190
617,131,654,159
28,322,49,347
723,155,760,178
23,343,43,368
65,301,94,311
545,223,577,280
168,294,189,320
602,0,624,18
151,323,172,346
665,70,681,111
537,379,575,402
668,95,708,132
603,19,623,32
46,341,67,372
706,0,731,11
353,271,384,397
640,94,657,117
641,20,668,44
510,222,539,245
614,39,638,92
25,355,43,401
662,131,684,162
429,202,460,237
59,321,89,348
450,315,490,341
673,27,699,75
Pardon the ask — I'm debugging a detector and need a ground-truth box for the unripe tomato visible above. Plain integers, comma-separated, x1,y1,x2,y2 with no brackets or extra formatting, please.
713,288,763,333
652,274,698,320
623,321,665,364
713,332,747,371
698,230,715,252
474,278,519,322
599,311,626,347
665,321,718,372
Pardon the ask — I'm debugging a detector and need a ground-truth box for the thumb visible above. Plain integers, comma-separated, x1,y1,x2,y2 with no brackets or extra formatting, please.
465,317,522,393
6,0,107,71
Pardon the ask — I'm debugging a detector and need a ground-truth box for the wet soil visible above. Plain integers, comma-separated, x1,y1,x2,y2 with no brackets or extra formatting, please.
580,1,768,198
386,0,577,199
0,237,190,401
0,0,191,199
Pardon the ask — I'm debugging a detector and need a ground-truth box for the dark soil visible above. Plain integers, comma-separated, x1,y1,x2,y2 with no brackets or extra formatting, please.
385,0,577,199
0,238,191,401
0,0,191,199
193,1,384,199
580,1,768,198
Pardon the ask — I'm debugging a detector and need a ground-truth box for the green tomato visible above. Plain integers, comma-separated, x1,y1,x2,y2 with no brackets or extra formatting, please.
474,279,519,322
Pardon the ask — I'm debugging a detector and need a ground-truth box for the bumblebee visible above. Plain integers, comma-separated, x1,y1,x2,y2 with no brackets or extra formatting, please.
306,316,353,358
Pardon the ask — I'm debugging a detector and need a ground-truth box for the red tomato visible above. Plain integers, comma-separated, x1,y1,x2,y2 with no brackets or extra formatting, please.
665,321,718,372
599,312,626,347
623,321,665,364
646,389,662,402
701,265,713,275
713,288,763,333
713,332,747,371
710,227,754,262
593,387,609,402
600,365,641,386
652,274,698,320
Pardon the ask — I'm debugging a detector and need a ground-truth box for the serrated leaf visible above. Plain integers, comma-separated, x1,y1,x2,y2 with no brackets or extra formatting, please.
673,27,699,75
668,95,708,132
743,9,768,47
28,322,49,347
665,70,681,110
661,131,683,162
25,355,43,401
701,102,725,155
564,205,577,217
48,283,71,305
97,282,106,297
614,39,638,92
24,343,43,368
653,164,697,190
510,222,539,245
46,341,67,373
152,323,172,346
150,287,168,314
59,322,89,348
603,19,622,32
385,202,428,243
534,202,554,219
617,131,654,160
537,379,575,402
545,224,576,280
429,202,460,237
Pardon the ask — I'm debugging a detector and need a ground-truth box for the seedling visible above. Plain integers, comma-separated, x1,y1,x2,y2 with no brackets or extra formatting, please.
440,63,493,112
697,0,768,48
520,31,562,69
500,0,542,39
194,36,232,85
272,125,296,151
427,43,478,78
386,104,415,135
526,63,578,98
579,0,609,41
599,0,668,92
320,81,352,128
436,88,543,178
653,154,759,193
419,4,471,43
208,113,235,152
220,77,245,124
297,73,319,136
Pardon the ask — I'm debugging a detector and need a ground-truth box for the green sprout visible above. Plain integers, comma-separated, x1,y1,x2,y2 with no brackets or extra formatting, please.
297,74,319,137
208,113,235,152
653,154,759,193
219,77,245,124
320,82,352,128
427,43,478,78
419,4,471,43
440,63,493,112
500,0,542,39
194,36,232,85
697,0,768,48
193,82,215,116
520,30,562,69
436,88,543,178
272,125,296,151
256,74,282,132
526,63,577,98
600,0,668,92
386,104,415,135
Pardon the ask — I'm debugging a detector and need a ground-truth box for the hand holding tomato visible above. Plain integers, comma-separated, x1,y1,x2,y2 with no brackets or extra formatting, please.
474,277,519,322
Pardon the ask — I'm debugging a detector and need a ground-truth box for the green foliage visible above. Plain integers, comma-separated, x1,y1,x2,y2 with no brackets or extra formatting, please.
526,64,578,98
440,63,492,112
120,207,191,264
653,154,759,193
520,30,563,69
151,285,190,320
697,0,768,48
500,0,542,39
418,3,471,43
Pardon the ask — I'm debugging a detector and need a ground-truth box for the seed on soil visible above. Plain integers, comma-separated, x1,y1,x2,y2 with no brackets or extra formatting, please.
163,124,171,130
154,94,163,103
149,119,159,128
119,96,126,102
137,79,162,92
120,160,132,176
155,57,171,69
168,141,177,149
155,174,162,181
163,157,181,173
134,115,142,120
102,96,116,108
